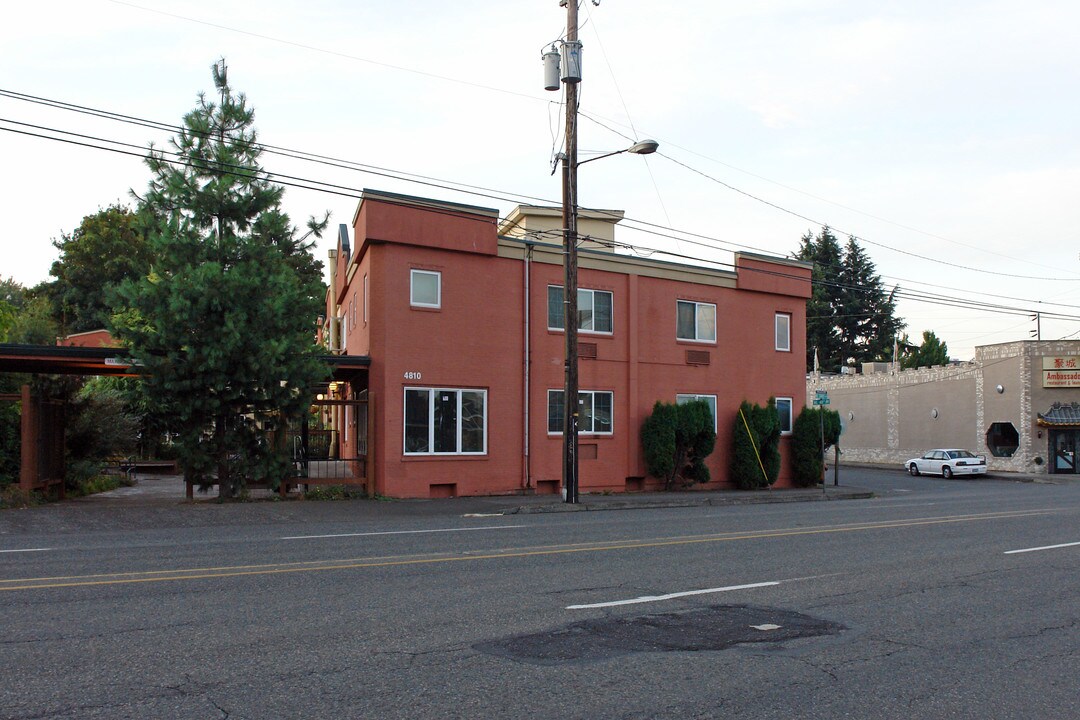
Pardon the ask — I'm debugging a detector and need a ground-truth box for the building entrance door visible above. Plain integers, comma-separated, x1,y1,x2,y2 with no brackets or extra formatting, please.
1051,430,1079,474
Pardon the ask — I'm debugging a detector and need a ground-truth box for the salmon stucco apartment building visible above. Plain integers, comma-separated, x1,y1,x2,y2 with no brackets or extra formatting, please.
320,189,813,499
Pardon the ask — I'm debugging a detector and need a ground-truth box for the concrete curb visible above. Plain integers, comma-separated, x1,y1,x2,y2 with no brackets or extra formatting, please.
504,489,875,514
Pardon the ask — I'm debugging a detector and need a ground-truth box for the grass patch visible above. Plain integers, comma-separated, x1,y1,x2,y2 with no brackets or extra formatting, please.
0,484,45,510
70,473,136,498
303,484,369,501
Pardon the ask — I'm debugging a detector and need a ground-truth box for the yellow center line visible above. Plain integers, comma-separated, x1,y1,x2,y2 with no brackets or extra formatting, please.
0,508,1057,592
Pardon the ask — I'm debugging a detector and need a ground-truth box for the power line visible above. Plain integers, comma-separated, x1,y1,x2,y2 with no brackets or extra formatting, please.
3,109,1078,327
7,85,1079,304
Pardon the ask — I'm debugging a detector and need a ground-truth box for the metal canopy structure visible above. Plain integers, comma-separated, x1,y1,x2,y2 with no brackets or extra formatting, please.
0,343,371,381
0,343,372,497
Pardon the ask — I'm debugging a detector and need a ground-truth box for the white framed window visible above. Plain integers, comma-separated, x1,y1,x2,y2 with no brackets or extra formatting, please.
547,286,614,334
677,300,716,342
403,387,487,455
775,313,791,352
363,273,369,324
676,394,717,431
547,390,613,435
776,397,793,435
410,269,441,308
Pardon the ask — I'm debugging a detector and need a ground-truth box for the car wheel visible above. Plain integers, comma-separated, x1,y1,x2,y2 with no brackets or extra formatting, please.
942,466,953,479
908,463,920,476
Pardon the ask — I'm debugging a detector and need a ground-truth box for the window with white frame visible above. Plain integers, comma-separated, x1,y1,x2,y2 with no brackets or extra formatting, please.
410,269,441,308
547,389,613,434
676,394,717,431
775,397,793,434
403,387,487,455
547,286,613,333
676,300,716,342
775,313,791,352
363,273,369,324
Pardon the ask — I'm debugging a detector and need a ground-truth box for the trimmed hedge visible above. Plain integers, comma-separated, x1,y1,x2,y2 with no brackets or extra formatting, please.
790,406,842,487
642,400,716,490
731,399,781,489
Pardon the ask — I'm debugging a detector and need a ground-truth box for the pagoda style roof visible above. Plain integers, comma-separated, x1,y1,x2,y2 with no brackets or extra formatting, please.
1037,402,1080,427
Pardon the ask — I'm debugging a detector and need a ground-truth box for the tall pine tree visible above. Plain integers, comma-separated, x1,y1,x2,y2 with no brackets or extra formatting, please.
795,228,904,372
795,227,844,371
836,237,903,367
112,61,328,498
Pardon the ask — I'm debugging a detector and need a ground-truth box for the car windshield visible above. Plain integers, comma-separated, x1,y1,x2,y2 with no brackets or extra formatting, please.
947,450,975,459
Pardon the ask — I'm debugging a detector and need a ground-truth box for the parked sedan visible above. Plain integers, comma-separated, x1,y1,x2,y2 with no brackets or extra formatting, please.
905,449,988,478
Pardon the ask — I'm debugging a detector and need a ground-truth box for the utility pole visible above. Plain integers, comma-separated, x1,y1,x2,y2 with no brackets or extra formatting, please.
561,0,581,504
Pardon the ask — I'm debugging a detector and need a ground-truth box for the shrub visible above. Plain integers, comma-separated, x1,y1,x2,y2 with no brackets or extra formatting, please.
731,399,782,489
642,401,677,482
303,484,367,501
642,400,717,489
791,406,842,487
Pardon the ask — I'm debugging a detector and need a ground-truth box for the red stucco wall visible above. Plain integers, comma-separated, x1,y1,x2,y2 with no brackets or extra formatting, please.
333,193,810,498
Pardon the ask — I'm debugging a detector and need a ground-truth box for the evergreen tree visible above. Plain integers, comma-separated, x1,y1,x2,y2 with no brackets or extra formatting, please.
730,399,781,489
791,407,841,487
795,227,844,372
796,228,904,372
112,62,329,498
641,399,716,490
900,330,949,369
836,237,903,368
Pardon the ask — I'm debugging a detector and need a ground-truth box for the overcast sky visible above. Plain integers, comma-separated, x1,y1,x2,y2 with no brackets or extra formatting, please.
2,0,1078,361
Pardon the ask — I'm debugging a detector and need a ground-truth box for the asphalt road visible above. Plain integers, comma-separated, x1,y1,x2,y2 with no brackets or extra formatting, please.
1,468,1078,719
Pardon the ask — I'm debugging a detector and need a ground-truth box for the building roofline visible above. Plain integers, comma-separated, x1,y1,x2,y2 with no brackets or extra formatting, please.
734,250,813,270
352,188,500,226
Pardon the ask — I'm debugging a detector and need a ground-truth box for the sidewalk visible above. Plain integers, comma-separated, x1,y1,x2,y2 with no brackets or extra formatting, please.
464,484,873,515
80,473,873,514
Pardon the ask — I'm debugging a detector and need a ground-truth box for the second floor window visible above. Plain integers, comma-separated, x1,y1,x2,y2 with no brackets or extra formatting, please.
410,269,441,308
677,300,716,342
775,313,791,352
548,286,613,333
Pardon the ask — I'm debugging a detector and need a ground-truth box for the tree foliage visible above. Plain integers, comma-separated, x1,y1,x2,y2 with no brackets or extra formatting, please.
730,399,782,489
790,406,842,487
111,62,328,498
796,228,904,373
642,399,716,490
48,205,152,335
63,377,142,489
899,330,949,369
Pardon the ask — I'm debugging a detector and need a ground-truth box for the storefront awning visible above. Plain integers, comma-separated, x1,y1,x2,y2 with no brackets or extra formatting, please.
1037,401,1080,427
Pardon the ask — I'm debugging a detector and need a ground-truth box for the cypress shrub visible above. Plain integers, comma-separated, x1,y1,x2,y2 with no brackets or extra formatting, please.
642,401,677,484
791,406,842,487
642,400,716,489
731,399,782,489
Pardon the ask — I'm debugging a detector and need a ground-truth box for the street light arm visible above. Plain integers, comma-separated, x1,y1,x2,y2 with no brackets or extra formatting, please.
575,139,659,168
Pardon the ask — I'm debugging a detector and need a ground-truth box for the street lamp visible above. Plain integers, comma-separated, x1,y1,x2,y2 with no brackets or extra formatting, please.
559,139,657,504
547,1,658,504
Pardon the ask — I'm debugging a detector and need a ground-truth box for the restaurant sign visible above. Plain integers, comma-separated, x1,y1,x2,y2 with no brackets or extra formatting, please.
1042,356,1080,388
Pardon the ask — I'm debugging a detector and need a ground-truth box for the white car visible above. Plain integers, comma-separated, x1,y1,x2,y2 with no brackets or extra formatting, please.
905,449,987,478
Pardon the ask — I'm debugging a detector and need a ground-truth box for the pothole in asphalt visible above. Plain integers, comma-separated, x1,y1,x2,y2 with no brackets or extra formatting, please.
473,604,845,666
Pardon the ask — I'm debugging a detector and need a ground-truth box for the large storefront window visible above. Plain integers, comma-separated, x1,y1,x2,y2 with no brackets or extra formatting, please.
404,388,487,455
